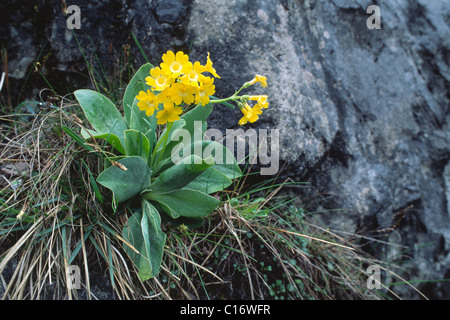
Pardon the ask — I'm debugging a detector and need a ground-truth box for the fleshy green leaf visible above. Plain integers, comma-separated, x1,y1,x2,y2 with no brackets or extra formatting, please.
206,141,242,181
149,155,213,193
129,97,157,151
182,167,233,194
81,128,126,154
160,103,213,161
97,156,151,203
153,119,186,155
122,200,166,281
151,119,186,172
74,89,128,148
123,63,153,125
176,140,242,181
145,189,220,219
179,102,213,137
162,216,205,229
124,129,150,163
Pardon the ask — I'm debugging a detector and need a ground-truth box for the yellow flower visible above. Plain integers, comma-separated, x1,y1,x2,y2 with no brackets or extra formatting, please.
156,104,183,125
195,77,215,106
248,75,267,88
182,61,206,87
136,89,159,116
203,53,220,78
168,82,197,105
145,66,175,91
156,88,175,109
249,95,269,108
160,51,192,78
136,50,221,124
238,103,263,125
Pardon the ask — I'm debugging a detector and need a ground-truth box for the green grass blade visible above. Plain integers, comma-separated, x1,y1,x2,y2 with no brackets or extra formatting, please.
62,125,95,152
71,29,100,92
81,159,104,203
68,228,92,264
106,237,116,289
131,33,153,67
88,234,107,261
61,225,68,262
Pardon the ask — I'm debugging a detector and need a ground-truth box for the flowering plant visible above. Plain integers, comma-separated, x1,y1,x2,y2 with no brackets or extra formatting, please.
73,51,268,280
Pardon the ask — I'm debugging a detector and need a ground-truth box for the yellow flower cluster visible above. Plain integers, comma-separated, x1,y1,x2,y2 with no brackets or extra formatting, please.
238,75,269,125
136,51,219,125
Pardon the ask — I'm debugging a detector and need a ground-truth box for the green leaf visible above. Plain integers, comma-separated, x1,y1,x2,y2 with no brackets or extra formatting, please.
149,155,213,193
123,63,153,125
159,212,204,229
146,189,220,219
81,128,126,154
176,140,242,181
154,119,186,155
74,89,128,148
151,119,186,172
179,102,213,137
61,125,95,152
124,129,150,163
122,200,166,281
97,156,152,203
160,103,213,161
183,167,233,194
206,141,242,181
129,97,157,149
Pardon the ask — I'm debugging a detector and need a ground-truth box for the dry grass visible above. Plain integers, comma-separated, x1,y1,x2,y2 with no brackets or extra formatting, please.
0,98,425,300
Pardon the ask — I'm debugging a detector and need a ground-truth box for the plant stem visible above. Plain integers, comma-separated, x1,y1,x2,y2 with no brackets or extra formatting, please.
210,83,248,108
210,96,234,104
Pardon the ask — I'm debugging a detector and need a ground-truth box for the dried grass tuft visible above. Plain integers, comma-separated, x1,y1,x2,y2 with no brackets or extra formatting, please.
0,98,425,300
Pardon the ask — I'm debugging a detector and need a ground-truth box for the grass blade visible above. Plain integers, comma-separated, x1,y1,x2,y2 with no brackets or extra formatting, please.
81,159,104,203
131,33,153,67
62,125,95,152
68,227,92,265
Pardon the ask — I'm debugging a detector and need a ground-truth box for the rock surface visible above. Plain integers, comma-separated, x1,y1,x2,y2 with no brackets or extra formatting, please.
1,0,449,299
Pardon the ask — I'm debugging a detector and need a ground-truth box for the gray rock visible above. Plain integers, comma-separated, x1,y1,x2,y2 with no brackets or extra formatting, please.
153,0,189,25
185,0,450,299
